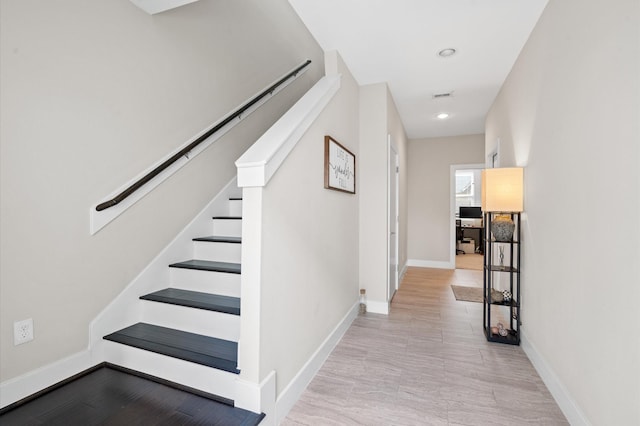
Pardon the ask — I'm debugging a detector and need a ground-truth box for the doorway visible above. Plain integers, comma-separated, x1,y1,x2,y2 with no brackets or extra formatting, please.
451,164,484,270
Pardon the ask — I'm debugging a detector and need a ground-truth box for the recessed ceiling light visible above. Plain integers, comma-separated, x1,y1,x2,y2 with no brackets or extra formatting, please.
437,112,450,119
437,48,457,58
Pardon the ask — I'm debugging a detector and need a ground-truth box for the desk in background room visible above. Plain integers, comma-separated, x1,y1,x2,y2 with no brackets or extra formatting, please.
460,226,484,253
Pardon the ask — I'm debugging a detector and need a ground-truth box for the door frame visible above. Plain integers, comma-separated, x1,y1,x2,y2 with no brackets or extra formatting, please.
388,135,399,302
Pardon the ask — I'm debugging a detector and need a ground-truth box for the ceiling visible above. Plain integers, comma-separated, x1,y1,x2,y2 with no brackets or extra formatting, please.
288,0,549,139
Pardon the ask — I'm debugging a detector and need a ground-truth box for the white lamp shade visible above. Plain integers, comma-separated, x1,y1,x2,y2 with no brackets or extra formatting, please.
481,168,524,212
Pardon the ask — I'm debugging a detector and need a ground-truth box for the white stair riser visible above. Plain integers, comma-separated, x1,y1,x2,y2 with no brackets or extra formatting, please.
103,341,237,400
229,200,243,217
170,268,241,298
212,219,242,237
141,302,240,342
193,241,241,263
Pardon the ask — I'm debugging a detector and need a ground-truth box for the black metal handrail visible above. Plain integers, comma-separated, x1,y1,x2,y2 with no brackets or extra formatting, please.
96,60,312,211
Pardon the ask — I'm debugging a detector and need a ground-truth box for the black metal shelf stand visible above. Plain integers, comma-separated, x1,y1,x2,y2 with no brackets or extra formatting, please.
483,212,521,345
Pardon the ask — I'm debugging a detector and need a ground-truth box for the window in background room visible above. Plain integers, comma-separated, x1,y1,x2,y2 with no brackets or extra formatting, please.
456,172,474,198
455,169,482,215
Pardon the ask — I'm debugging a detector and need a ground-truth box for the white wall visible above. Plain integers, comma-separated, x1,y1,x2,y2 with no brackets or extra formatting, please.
0,0,324,382
257,52,360,395
358,83,409,312
485,0,639,424
407,135,484,265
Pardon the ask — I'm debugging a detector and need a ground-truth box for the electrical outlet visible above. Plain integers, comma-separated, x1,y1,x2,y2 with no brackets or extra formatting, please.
14,318,34,345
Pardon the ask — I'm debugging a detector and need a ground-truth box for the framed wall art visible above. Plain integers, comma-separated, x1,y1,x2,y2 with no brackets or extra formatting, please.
324,135,356,194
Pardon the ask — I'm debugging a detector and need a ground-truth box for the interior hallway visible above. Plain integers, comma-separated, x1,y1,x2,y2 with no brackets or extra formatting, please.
282,267,567,425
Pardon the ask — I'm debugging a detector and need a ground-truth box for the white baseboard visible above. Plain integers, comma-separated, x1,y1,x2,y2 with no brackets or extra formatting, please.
274,302,359,424
235,371,276,423
407,259,454,270
521,330,591,426
0,350,92,409
366,300,390,315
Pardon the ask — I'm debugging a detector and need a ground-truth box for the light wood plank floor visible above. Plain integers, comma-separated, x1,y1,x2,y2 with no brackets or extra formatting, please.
282,267,567,426
455,253,483,271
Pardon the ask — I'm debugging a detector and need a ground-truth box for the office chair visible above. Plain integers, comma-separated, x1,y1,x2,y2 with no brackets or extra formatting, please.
456,219,465,255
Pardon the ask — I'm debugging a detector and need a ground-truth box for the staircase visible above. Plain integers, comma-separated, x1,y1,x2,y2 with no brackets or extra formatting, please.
102,196,245,404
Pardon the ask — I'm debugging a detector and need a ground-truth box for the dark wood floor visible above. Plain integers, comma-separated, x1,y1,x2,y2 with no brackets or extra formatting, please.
0,364,263,426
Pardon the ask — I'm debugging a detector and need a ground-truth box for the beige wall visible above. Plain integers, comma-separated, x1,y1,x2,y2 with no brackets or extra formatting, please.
358,83,408,308
485,0,639,424
0,0,324,381
258,52,360,394
358,84,388,306
407,135,484,263
387,88,409,277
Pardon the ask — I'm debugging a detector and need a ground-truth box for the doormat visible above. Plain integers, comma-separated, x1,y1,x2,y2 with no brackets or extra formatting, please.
450,285,483,303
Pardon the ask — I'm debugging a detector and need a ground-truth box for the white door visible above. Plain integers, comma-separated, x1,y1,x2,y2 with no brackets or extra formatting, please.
388,137,399,303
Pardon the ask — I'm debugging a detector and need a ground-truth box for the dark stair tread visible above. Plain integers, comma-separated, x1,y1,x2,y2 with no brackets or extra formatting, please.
212,216,242,220
169,259,241,274
193,236,242,244
140,288,240,315
103,323,239,373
